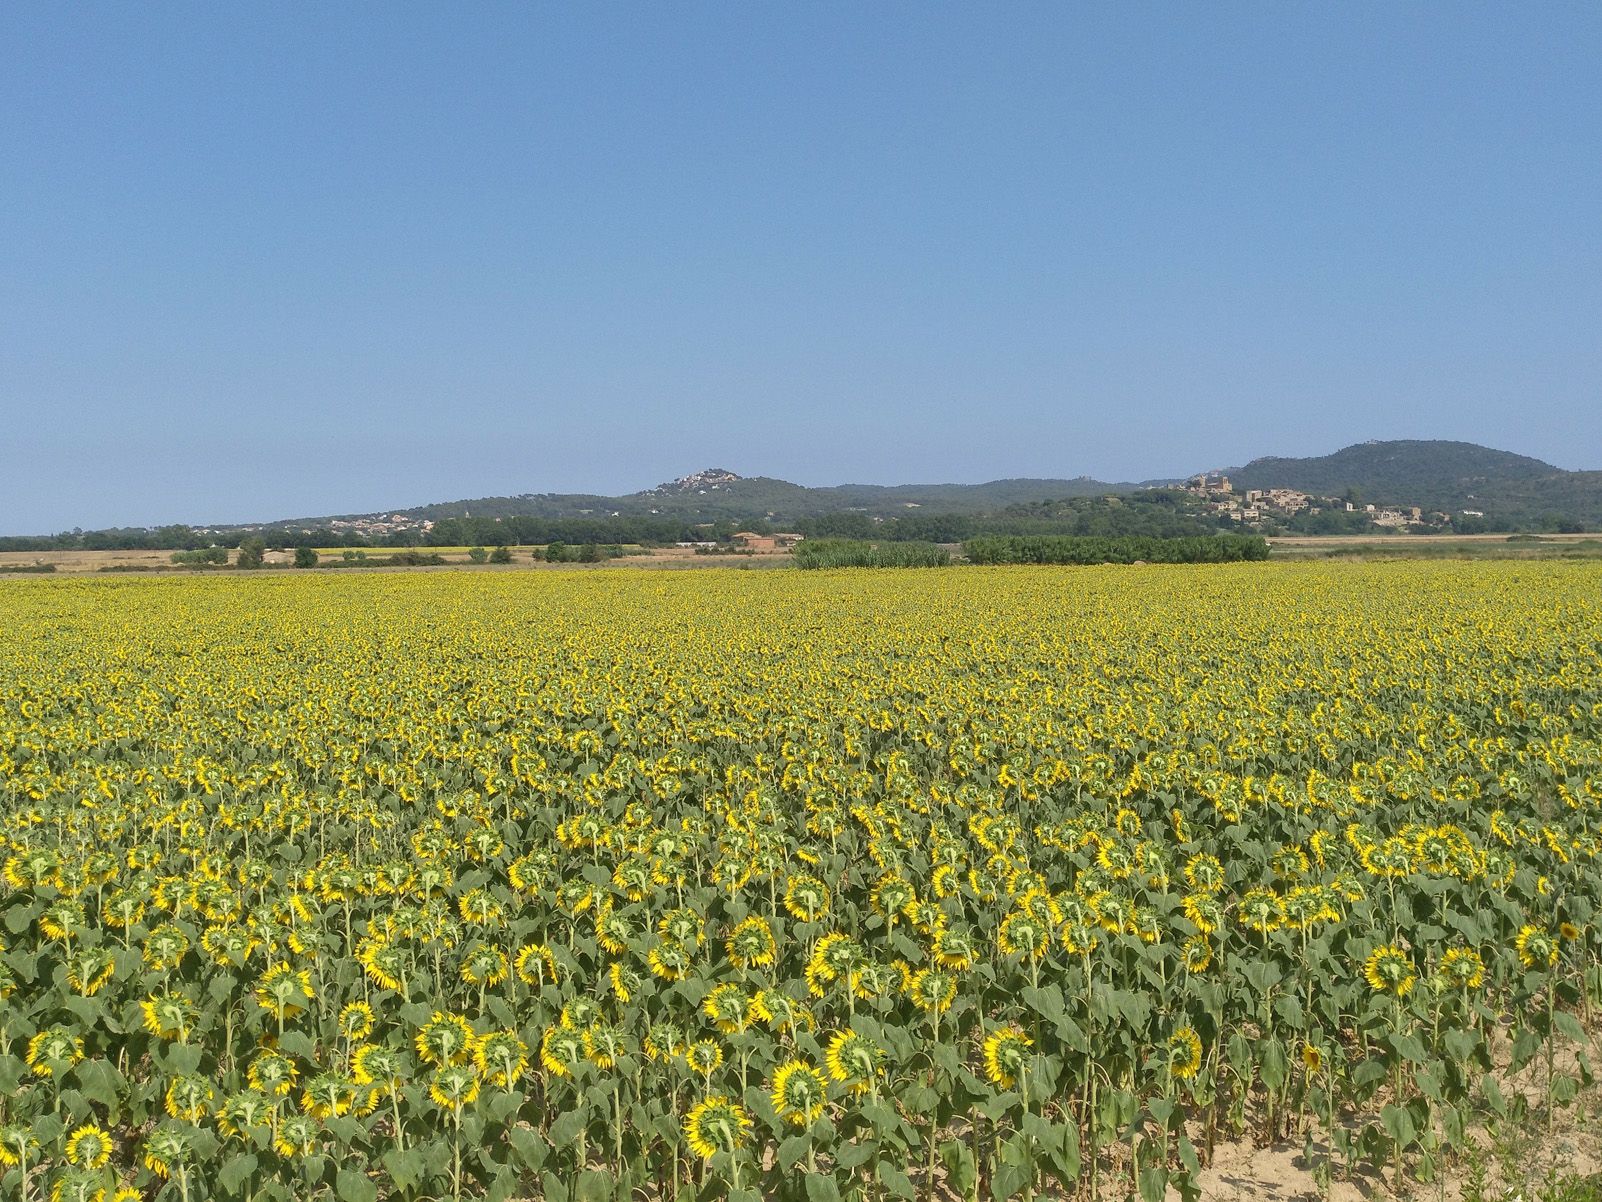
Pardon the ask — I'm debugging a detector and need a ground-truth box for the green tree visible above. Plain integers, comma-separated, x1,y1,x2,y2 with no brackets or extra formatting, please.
293,546,319,569
236,537,266,569
467,546,489,564
489,546,512,564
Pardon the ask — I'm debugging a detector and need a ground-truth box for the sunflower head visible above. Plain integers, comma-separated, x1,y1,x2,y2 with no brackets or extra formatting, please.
825,1029,885,1096
1165,1027,1204,1081
770,1060,829,1126
64,1124,112,1170
981,1024,1034,1091
1363,944,1417,997
683,1095,750,1160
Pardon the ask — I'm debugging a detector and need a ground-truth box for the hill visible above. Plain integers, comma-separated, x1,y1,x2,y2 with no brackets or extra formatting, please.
397,470,1154,526
1224,440,1602,529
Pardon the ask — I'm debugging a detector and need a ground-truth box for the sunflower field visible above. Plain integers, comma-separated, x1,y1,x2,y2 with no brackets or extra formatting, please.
2,563,1601,1202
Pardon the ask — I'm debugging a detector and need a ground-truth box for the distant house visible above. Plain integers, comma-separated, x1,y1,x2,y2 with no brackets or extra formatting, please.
730,531,804,552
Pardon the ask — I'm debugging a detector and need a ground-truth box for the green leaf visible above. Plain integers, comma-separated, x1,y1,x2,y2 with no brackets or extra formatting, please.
1381,1102,1417,1150
575,1168,612,1202
939,1139,978,1196
383,1148,425,1190
1481,1074,1507,1117
1387,1032,1429,1064
1554,1011,1586,1043
550,1106,589,1145
778,1133,811,1171
805,1175,844,1202
507,1126,549,1171
336,1167,379,1202
218,1153,258,1196
878,1162,916,1200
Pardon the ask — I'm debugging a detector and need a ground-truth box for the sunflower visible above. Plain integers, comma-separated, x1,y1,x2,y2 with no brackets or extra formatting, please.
683,1095,750,1160
338,1000,376,1042
141,989,199,1042
0,1124,39,1169
725,915,777,971
1363,944,1417,997
582,1021,627,1069
825,1029,885,1097
1180,935,1214,973
1181,892,1223,935
703,983,759,1034
26,1027,84,1078
783,873,830,922
273,1114,318,1159
476,1030,529,1088
904,967,958,1014
1516,924,1560,969
609,960,643,1003
460,943,509,987
515,942,559,986
300,1072,358,1120
1237,888,1284,935
684,1039,723,1079
64,1124,113,1170
1301,1043,1323,1073
65,947,116,997
415,1010,476,1067
247,1050,299,1097
352,1044,406,1093
217,1090,273,1139
357,936,406,992
981,1024,1033,1090
932,925,980,971
165,1074,215,1122
1438,947,1485,990
429,1064,482,1111
770,1060,829,1126
141,1126,192,1179
253,963,315,1020
1166,1027,1204,1081
539,1025,584,1079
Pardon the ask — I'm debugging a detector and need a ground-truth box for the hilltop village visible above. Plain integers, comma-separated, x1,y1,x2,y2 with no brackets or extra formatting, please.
1181,474,1465,532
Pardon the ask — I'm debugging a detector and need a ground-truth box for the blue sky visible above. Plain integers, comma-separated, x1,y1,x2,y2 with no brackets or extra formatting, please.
3,4,1600,532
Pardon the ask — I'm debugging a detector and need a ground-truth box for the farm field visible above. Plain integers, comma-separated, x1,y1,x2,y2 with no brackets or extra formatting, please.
2,563,1601,1202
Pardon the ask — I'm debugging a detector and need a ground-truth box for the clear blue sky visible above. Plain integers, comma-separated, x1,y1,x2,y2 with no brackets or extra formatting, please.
3,4,1599,532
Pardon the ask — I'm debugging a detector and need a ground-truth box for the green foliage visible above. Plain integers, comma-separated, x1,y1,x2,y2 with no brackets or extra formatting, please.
792,540,951,569
963,534,1268,565
171,546,230,566
293,546,320,569
489,546,513,564
235,537,267,569
468,546,490,564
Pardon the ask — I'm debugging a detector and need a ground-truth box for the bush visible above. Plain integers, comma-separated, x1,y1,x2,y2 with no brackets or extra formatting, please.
171,546,229,567
489,546,513,564
793,540,951,569
235,538,267,569
293,547,320,569
467,546,489,564
962,534,1269,565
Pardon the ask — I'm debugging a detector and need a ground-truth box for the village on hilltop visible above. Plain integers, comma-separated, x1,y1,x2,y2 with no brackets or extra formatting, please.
1181,474,1467,530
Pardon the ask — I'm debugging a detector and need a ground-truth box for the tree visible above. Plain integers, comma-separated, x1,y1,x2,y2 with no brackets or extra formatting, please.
467,546,489,564
236,538,266,569
489,546,512,564
293,547,319,569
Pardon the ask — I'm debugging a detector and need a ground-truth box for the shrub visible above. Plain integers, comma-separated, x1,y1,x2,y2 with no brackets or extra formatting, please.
293,547,320,569
963,534,1268,565
793,540,950,569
